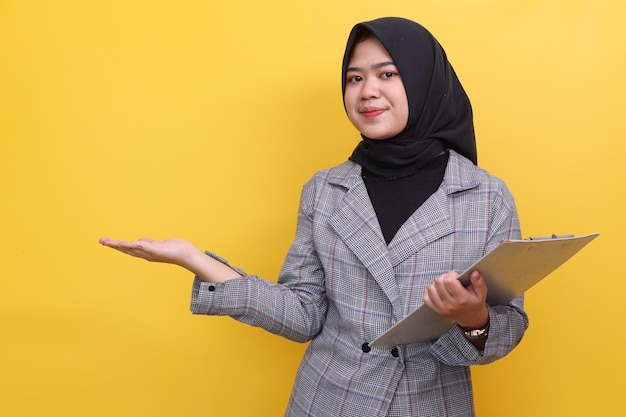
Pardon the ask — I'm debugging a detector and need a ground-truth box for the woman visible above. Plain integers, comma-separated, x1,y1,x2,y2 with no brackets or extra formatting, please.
100,17,528,417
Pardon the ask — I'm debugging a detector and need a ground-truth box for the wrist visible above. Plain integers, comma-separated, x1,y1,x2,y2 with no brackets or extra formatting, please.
460,318,490,342
189,250,243,283
179,246,204,270
457,306,489,330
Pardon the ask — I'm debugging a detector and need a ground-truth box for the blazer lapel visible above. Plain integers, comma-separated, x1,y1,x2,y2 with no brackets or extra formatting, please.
328,165,402,313
387,187,454,267
387,150,480,267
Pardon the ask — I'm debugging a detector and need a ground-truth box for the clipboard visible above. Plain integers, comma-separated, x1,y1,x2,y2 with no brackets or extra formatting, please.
370,233,600,346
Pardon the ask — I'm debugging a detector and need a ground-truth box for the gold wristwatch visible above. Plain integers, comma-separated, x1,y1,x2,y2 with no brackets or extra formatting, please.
462,321,489,339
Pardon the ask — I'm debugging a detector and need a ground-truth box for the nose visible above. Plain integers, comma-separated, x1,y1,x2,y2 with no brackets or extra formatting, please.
360,77,380,100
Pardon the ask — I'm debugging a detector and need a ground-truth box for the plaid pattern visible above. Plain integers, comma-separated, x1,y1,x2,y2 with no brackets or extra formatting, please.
191,150,528,416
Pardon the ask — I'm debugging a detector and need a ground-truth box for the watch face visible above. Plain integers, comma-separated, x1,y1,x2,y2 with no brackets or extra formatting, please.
464,328,488,338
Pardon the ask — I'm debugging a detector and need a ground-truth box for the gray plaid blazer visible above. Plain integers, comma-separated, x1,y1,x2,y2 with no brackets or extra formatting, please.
191,150,528,417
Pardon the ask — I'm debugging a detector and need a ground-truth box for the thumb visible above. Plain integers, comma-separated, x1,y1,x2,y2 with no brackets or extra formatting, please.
469,270,488,298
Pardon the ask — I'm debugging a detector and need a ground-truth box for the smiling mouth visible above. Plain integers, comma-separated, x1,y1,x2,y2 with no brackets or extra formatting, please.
360,108,385,119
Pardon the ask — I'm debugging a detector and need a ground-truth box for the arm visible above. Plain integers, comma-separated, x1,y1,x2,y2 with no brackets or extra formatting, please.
100,233,326,343
99,178,328,343
189,179,328,342
427,179,528,365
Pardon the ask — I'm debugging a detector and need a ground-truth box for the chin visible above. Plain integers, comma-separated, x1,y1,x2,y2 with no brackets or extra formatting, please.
361,130,396,140
359,126,403,140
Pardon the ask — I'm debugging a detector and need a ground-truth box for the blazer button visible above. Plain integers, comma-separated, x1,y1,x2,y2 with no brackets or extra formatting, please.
208,284,216,292
391,347,399,357
361,343,371,353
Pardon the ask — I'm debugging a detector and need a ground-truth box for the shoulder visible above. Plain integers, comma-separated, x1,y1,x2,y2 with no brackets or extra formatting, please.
444,150,517,217
297,161,362,214
444,150,512,196
304,160,362,190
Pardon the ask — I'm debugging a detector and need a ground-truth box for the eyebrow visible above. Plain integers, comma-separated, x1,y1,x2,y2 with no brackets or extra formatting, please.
346,61,396,72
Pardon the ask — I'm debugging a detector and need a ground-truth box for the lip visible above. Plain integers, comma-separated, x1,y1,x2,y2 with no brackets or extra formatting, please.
360,107,385,119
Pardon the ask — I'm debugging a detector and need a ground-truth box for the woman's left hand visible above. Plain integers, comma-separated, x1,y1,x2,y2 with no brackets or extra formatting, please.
422,270,489,329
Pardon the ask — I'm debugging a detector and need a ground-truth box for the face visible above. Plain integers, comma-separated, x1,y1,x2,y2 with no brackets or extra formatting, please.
344,37,409,140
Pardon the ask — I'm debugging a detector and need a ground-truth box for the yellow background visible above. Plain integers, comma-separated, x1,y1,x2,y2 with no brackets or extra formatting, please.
1,1,624,416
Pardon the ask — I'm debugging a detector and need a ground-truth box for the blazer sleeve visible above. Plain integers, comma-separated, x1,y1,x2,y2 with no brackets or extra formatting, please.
189,178,328,343
428,179,529,366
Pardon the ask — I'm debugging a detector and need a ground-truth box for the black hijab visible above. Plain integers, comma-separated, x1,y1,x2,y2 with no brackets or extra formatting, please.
343,17,477,179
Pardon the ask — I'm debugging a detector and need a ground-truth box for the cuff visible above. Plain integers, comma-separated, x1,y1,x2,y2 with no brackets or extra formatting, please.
190,276,226,315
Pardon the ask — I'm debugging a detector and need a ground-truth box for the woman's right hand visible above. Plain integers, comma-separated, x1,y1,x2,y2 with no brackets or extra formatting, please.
98,237,201,266
98,237,242,282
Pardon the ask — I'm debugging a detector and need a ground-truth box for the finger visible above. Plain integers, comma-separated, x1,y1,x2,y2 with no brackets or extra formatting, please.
113,240,141,249
99,238,137,248
468,270,488,299
427,273,456,305
425,278,462,317
99,237,122,247
469,270,484,287
424,283,439,303
138,238,156,243
438,272,465,300
423,285,444,311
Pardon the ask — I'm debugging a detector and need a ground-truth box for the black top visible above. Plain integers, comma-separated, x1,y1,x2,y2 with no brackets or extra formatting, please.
363,151,449,244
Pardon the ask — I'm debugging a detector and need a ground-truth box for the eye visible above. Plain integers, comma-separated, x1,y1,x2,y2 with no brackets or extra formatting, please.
347,74,363,83
380,71,397,79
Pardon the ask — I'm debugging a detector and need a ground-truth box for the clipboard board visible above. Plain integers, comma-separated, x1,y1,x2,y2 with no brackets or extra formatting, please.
370,233,600,346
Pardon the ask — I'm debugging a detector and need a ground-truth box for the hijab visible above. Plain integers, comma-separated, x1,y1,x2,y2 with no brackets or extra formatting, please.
343,17,477,179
